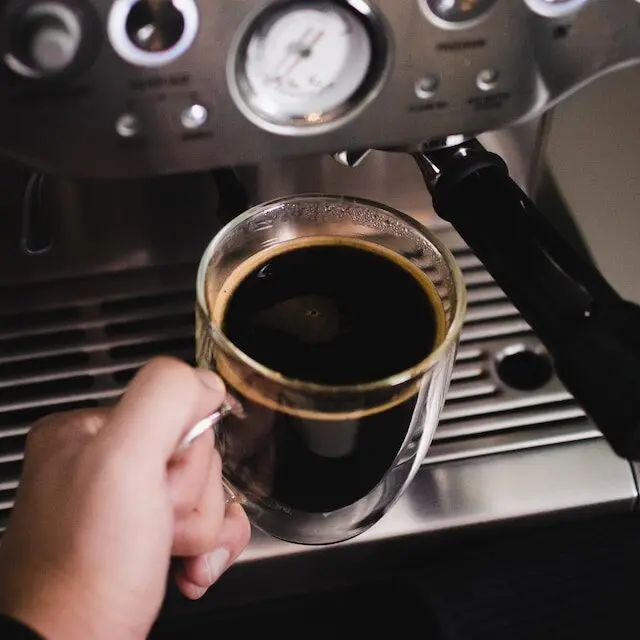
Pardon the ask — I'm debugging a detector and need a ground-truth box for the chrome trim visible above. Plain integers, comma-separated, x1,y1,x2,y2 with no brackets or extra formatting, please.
107,0,200,68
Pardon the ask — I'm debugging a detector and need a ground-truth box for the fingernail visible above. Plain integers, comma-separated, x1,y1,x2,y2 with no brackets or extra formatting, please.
204,548,230,585
194,368,225,393
186,584,207,600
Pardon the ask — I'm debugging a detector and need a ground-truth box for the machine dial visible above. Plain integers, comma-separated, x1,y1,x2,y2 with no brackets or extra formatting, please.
4,2,82,78
234,1,378,130
108,0,199,68
523,0,590,18
421,0,498,27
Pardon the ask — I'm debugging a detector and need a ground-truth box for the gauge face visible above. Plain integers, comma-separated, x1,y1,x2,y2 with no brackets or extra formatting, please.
424,0,497,25
238,2,374,127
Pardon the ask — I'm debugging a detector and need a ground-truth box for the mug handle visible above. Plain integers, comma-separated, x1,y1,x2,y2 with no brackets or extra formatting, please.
178,394,245,506
221,477,240,506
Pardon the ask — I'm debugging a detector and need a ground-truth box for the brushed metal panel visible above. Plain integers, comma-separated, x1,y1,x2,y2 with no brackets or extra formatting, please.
0,1,637,177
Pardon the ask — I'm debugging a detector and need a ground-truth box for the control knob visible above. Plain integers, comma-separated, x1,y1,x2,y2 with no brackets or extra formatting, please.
4,2,82,78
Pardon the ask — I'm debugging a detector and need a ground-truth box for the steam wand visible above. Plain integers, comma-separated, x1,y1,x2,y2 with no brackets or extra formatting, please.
411,139,640,461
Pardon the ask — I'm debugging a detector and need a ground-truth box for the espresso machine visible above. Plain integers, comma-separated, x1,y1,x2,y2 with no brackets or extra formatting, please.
2,0,640,632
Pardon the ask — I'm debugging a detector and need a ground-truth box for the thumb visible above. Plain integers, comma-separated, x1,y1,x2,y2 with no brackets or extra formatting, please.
98,357,226,463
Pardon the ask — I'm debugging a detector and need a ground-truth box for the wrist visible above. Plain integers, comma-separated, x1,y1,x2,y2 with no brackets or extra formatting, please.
0,572,145,640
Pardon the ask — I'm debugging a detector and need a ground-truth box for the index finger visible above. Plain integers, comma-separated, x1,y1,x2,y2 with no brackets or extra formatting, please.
97,357,226,464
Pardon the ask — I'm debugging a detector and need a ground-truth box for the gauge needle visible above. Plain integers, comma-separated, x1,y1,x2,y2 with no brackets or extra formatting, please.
272,27,314,76
273,29,325,85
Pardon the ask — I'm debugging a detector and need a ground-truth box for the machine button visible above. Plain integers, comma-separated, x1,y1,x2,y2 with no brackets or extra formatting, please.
4,3,82,78
116,113,141,138
476,68,499,91
415,75,440,99
180,104,208,130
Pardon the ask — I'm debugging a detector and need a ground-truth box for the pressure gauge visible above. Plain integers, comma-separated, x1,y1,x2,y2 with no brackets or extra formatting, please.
231,1,384,132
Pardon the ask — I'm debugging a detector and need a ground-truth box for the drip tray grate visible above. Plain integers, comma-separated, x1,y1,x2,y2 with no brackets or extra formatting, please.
0,242,598,532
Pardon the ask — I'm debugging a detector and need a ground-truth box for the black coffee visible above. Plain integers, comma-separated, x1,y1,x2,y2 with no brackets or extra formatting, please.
212,237,444,514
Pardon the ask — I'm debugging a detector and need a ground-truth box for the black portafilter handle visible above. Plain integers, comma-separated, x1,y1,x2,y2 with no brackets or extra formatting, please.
412,139,640,461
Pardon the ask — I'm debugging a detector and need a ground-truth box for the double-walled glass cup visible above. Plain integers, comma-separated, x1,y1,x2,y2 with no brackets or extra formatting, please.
196,195,466,545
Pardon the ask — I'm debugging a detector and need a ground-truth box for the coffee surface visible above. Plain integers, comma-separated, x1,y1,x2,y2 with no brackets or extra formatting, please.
220,239,442,385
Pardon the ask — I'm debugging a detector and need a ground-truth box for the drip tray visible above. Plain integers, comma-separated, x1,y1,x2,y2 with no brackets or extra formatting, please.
0,227,636,569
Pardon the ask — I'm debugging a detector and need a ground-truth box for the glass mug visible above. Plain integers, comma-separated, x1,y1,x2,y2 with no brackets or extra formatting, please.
195,195,466,545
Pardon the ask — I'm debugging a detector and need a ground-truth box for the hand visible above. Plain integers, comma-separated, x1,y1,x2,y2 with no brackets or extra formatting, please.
0,357,251,640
